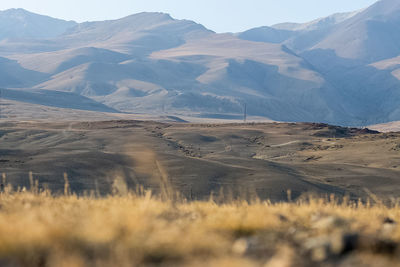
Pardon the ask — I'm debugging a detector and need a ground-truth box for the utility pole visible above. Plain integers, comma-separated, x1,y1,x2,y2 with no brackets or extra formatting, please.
0,89,2,120
243,103,247,123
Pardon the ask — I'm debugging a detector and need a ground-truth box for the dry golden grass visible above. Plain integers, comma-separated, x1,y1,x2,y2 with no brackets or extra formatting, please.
0,177,400,267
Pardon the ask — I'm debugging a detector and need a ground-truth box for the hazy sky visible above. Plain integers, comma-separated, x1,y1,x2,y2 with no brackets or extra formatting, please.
0,0,379,32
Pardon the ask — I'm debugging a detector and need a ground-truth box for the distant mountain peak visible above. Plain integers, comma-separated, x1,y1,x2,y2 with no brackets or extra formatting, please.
1,8,34,21
113,11,176,26
271,10,361,31
1,8,30,13
127,12,173,20
0,8,78,24
0,8,77,40
60,10,212,54
1,8,70,21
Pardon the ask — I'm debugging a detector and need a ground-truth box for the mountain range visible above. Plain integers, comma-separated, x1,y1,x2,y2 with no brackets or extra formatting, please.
1,0,400,126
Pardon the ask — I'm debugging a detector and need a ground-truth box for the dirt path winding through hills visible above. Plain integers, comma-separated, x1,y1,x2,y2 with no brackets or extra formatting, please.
270,140,300,147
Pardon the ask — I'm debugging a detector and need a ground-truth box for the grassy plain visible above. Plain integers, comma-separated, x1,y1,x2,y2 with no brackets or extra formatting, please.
0,185,399,267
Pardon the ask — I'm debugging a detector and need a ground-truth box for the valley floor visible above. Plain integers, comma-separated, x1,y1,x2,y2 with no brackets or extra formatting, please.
1,119,400,201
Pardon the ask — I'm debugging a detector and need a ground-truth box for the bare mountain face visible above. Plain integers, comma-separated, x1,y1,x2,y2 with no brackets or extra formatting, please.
238,10,361,46
1,1,400,125
309,0,400,62
239,0,400,125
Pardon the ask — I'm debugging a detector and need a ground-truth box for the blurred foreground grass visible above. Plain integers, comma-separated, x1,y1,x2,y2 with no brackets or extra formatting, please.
0,177,400,266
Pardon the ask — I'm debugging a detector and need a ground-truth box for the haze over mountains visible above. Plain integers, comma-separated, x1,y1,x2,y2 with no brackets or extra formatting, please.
1,0,400,125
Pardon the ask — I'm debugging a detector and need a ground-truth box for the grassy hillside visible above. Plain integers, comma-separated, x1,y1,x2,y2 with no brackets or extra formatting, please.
0,181,399,267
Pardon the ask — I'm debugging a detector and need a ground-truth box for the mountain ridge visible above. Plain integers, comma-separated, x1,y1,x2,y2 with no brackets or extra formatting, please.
2,3,400,126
